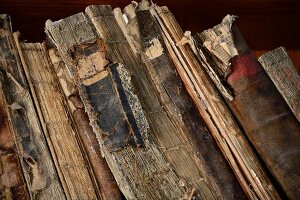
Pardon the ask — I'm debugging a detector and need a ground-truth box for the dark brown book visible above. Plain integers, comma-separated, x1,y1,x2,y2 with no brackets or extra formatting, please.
198,15,300,199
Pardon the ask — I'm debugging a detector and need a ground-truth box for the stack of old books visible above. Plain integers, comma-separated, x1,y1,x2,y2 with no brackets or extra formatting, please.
0,1,299,199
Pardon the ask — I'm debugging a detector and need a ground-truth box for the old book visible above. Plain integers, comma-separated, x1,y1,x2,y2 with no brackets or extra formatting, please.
258,47,300,122
45,13,190,199
147,5,280,200
86,4,247,199
0,14,65,199
15,41,99,199
48,47,122,200
0,80,28,199
111,2,246,199
198,15,300,199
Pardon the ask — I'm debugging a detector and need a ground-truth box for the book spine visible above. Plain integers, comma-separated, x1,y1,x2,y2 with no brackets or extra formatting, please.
0,15,65,199
258,47,300,122
229,52,300,199
48,48,122,200
152,6,279,200
0,84,29,199
200,16,300,200
46,12,190,199
132,3,246,199
88,4,217,199
16,42,98,200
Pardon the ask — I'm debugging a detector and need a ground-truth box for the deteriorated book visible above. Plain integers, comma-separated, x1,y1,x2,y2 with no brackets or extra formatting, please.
0,0,299,199
48,47,122,200
197,15,300,199
0,14,65,199
45,13,189,199
149,6,279,200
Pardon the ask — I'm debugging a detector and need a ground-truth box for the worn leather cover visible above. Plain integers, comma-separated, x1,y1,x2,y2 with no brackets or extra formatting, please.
228,52,300,199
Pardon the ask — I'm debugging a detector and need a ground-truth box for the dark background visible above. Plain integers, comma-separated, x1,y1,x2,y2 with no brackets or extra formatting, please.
1,0,300,71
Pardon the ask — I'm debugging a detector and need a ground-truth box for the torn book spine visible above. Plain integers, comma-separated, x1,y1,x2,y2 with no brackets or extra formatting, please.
85,4,246,199
133,3,246,199
0,14,65,199
46,12,190,199
48,47,122,200
16,41,99,200
200,15,300,200
152,6,280,200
